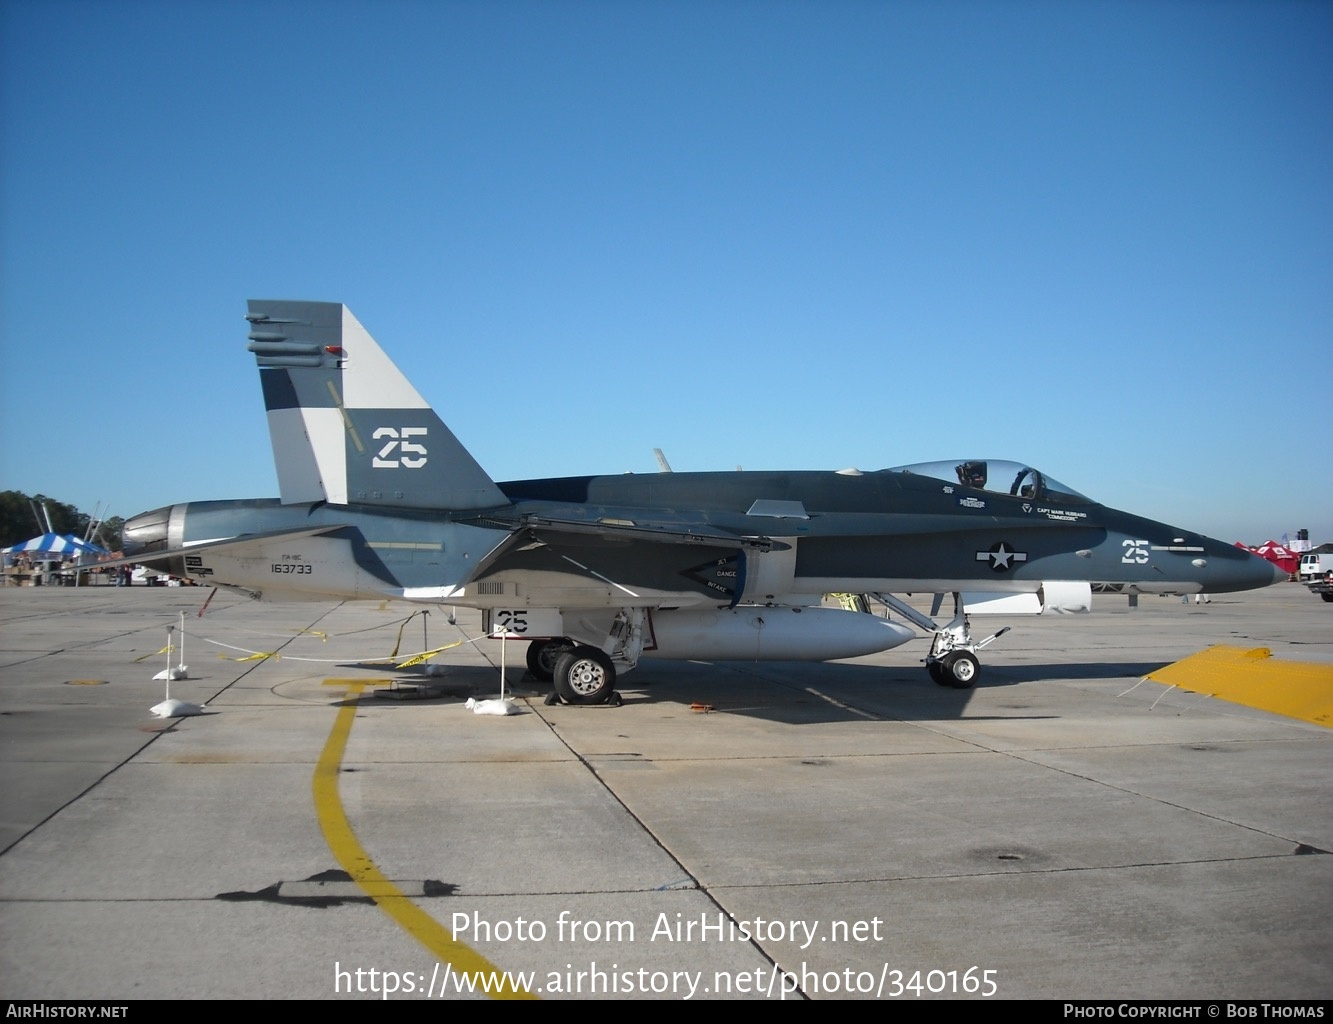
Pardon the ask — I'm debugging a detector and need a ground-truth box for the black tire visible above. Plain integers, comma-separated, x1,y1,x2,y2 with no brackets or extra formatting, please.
928,661,950,686
553,646,617,705
940,651,980,688
525,638,571,682
1321,592,1333,603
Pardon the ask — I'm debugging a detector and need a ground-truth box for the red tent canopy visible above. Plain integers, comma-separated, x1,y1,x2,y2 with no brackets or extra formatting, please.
1246,540,1298,575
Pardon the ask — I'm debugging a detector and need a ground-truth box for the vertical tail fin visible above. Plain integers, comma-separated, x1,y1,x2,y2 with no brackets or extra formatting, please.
246,300,508,510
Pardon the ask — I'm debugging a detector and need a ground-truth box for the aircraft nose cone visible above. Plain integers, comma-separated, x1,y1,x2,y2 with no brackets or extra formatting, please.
1238,549,1287,590
1237,547,1288,589
1198,541,1289,594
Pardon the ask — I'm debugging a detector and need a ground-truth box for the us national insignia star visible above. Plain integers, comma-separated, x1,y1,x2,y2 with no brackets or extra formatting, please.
976,542,1029,573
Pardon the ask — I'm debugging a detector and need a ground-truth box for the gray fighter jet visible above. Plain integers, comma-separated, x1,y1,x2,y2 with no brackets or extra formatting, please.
122,301,1283,702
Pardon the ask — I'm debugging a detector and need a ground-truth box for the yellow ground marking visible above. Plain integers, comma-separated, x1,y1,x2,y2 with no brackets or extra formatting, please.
314,680,535,999
65,679,108,686
1146,645,1333,728
321,678,395,687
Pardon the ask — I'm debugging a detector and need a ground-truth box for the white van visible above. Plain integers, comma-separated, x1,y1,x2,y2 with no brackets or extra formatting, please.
1298,553,1330,581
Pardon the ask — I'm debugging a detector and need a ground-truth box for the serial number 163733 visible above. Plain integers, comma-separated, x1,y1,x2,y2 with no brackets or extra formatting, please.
271,563,312,574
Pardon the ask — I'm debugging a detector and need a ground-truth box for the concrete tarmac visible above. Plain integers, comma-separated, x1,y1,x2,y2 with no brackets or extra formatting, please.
1,582,1329,1000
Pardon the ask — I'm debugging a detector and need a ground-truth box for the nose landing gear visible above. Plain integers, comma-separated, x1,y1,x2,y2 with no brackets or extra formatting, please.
871,592,1010,689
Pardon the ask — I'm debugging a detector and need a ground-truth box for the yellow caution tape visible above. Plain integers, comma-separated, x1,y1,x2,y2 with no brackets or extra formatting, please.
134,644,176,663
217,651,280,663
395,640,464,668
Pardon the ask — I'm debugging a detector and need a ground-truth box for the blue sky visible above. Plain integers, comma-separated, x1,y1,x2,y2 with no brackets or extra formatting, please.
2,0,1329,544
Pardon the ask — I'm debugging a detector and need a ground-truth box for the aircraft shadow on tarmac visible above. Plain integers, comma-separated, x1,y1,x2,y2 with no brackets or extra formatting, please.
320,657,1165,726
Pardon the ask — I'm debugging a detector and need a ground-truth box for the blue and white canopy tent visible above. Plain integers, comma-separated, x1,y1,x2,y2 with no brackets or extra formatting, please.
3,533,109,557
4,533,113,586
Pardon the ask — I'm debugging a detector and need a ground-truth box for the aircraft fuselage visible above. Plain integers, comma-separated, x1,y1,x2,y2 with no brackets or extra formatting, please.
124,466,1276,606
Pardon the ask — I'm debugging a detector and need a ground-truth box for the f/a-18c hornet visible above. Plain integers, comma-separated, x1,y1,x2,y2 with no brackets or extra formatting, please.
121,301,1283,703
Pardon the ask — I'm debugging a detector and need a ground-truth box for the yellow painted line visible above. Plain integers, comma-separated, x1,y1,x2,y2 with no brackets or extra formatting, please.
1146,646,1333,728
314,681,535,999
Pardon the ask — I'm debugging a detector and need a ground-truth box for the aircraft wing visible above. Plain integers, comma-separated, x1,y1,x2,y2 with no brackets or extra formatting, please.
469,511,783,552
462,512,783,607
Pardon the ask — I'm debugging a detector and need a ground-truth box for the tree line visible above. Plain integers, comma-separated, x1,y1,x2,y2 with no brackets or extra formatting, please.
0,491,126,553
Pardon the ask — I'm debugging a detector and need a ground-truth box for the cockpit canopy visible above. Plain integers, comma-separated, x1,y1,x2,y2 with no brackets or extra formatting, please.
889,460,1093,505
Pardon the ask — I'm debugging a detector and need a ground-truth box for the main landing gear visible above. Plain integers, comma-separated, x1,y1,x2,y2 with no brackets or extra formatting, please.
527,638,623,706
871,592,1010,689
524,636,572,682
